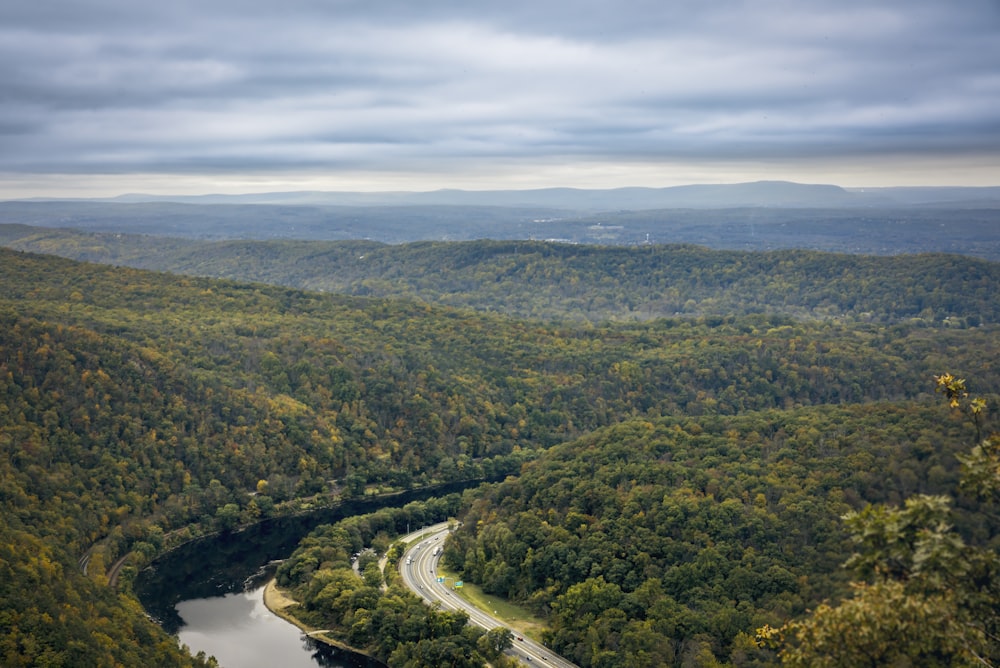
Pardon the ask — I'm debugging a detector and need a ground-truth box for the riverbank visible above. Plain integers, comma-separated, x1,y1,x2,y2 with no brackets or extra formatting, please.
262,578,377,660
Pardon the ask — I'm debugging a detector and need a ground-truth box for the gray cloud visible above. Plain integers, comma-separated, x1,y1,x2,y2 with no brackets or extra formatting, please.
1,0,999,194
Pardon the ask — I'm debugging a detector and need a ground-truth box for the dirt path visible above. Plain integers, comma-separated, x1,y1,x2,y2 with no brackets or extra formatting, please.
262,578,299,614
261,579,374,657
106,553,130,589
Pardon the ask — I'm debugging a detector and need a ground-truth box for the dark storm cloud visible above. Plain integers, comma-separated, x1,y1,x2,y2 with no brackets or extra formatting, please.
1,0,999,191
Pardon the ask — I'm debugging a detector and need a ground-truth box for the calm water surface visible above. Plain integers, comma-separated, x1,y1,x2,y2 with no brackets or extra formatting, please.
139,483,487,668
176,583,377,668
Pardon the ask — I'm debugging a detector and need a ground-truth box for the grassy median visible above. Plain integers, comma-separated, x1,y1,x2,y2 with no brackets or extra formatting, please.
433,565,548,640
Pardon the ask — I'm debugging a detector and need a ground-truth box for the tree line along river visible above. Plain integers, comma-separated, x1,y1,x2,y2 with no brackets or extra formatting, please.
136,481,484,668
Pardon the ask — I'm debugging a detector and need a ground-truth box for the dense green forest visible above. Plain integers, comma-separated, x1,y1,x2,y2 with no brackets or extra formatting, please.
3,226,1000,323
272,494,520,667
279,398,1000,668
1,243,998,665
445,405,998,666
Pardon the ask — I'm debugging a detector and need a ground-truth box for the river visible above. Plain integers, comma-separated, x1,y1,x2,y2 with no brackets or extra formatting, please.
175,573,377,668
136,482,486,668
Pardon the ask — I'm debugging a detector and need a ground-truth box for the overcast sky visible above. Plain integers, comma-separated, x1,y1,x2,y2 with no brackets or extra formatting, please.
2,0,999,197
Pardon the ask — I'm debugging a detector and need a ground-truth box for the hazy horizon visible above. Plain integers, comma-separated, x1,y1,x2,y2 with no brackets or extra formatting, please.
7,179,1000,204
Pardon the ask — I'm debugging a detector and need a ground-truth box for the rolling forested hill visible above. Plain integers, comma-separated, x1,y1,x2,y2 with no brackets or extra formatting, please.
2,225,1000,324
276,398,997,666
1,244,999,665
441,403,996,666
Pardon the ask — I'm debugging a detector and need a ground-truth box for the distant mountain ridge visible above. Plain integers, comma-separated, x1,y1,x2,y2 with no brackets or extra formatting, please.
18,180,1000,210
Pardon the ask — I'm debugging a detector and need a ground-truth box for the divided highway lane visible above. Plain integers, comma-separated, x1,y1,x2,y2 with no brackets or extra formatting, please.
398,524,578,668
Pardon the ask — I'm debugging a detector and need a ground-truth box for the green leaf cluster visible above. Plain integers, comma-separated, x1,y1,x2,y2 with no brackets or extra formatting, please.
768,385,1000,667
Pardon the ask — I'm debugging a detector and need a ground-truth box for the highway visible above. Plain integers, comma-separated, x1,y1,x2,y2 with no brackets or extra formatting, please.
398,523,578,668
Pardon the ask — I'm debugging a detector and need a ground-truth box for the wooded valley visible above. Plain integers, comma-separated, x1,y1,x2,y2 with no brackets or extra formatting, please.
1,239,998,666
